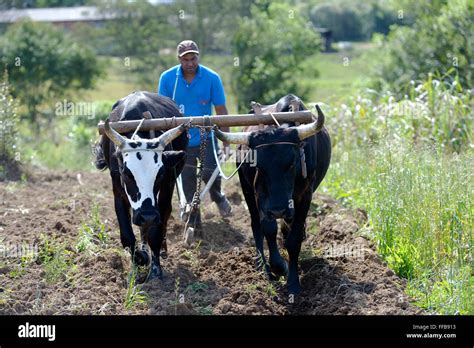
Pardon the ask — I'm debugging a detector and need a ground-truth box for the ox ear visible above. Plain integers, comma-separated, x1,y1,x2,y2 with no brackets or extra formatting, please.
162,150,186,168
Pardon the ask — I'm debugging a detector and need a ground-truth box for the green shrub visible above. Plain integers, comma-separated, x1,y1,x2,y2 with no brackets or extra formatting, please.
327,76,472,153
0,71,21,181
232,1,320,112
38,234,75,284
0,20,104,127
371,0,474,94
320,75,473,314
309,0,403,42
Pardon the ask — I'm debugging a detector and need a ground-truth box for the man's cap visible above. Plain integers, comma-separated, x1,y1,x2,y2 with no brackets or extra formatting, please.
177,40,199,57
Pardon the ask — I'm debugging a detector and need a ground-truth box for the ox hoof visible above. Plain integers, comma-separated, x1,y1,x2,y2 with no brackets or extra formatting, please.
264,264,279,281
184,227,194,246
149,264,163,280
270,259,288,279
133,249,150,267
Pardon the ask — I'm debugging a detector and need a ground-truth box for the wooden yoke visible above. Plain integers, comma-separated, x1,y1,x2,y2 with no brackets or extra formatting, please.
97,110,315,135
142,111,155,138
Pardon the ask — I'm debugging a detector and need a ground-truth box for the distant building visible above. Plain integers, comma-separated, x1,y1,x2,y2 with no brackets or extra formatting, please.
0,6,116,29
0,6,117,29
315,28,333,52
0,1,174,29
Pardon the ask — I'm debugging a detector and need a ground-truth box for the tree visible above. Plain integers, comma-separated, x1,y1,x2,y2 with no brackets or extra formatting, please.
231,1,320,112
372,0,474,93
99,0,177,88
0,20,104,126
308,0,405,42
171,0,256,54
99,0,258,88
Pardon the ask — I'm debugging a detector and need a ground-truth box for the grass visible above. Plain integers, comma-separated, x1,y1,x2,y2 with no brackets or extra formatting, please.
37,234,75,284
8,251,35,279
195,305,213,315
184,281,213,314
180,240,202,268
264,282,278,297
319,76,473,314
124,266,148,310
76,202,109,254
18,117,96,172
305,42,374,105
322,141,473,314
186,281,209,293
81,56,141,102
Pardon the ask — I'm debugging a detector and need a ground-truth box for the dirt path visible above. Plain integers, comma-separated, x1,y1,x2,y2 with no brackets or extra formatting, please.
0,170,423,315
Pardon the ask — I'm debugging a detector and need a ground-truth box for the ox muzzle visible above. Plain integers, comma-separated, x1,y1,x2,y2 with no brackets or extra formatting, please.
132,198,161,226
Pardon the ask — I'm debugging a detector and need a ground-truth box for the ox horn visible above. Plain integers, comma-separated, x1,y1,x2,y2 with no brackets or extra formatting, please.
295,104,325,140
155,123,188,149
104,119,127,149
213,127,250,145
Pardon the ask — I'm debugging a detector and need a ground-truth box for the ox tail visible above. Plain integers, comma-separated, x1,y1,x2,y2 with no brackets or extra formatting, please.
93,136,109,171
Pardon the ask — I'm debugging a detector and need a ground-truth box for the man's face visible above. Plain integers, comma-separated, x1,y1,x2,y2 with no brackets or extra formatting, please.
179,53,199,74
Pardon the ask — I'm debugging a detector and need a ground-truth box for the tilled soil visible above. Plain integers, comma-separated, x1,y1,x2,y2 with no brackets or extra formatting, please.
0,170,423,315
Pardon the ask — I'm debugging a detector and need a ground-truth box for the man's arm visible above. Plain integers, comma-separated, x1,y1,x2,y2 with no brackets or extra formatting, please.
158,73,170,97
211,72,230,154
214,104,230,155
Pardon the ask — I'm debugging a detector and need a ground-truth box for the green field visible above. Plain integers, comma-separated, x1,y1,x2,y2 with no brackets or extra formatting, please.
308,42,373,104
81,57,141,102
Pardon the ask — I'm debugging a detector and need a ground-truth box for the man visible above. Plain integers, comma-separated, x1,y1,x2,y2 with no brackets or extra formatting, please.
158,40,232,228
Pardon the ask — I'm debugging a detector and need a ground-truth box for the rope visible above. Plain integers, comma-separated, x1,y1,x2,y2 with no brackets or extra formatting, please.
211,130,250,181
269,111,281,127
131,118,145,140
208,109,283,181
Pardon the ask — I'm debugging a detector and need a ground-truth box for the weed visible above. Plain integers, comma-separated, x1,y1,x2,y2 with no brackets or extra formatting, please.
75,202,108,254
124,266,148,310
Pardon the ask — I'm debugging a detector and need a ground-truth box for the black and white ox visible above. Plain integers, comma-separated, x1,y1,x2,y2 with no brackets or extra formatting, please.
214,94,331,294
95,91,188,279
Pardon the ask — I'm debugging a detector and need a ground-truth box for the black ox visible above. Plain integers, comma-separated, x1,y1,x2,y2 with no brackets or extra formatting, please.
95,91,188,279
214,94,331,294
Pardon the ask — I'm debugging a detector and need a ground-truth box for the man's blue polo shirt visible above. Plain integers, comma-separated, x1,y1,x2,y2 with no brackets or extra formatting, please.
158,64,226,147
